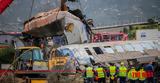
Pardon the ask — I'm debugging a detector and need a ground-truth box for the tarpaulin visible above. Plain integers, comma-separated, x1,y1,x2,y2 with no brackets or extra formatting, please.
0,0,13,14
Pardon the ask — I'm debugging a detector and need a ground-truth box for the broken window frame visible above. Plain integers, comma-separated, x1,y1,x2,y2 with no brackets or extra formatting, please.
140,42,153,50
60,48,74,56
93,47,104,55
114,45,125,52
33,49,43,60
123,44,135,51
103,46,114,53
131,43,144,53
85,48,92,55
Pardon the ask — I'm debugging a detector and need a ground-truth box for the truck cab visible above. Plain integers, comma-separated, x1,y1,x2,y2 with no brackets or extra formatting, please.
14,46,48,70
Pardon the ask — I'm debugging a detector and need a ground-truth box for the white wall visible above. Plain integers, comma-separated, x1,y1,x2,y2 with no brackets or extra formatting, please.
136,29,160,41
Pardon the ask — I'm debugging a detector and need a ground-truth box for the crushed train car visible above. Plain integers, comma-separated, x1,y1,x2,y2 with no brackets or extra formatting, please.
57,40,160,65
23,8,89,44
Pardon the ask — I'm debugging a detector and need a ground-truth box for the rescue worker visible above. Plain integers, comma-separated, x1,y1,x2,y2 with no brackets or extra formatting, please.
144,62,154,83
137,67,146,83
118,62,127,83
96,65,106,83
127,67,138,83
84,65,95,83
109,63,118,83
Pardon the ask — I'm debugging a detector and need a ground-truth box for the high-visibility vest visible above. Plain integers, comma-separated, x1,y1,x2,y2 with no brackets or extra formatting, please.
86,67,94,78
138,69,146,81
146,71,154,78
119,66,127,77
96,67,105,78
109,66,116,76
128,69,137,80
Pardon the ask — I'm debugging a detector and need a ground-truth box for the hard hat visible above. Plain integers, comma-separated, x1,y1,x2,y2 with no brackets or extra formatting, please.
120,62,124,65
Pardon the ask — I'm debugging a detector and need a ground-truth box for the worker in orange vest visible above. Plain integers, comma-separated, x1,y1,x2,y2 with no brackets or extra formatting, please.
137,67,146,83
127,67,138,83
144,62,154,83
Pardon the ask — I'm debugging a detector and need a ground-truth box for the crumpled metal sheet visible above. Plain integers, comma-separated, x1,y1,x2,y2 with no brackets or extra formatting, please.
23,8,79,37
24,8,62,31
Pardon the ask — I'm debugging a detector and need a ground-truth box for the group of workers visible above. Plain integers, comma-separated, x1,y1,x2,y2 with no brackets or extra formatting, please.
83,62,155,83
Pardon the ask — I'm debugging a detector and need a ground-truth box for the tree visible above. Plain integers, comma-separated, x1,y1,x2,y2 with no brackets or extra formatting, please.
147,18,155,24
123,28,128,34
0,45,15,64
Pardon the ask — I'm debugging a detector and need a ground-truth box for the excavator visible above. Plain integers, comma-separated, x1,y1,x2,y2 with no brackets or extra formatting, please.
0,46,77,83
0,0,86,83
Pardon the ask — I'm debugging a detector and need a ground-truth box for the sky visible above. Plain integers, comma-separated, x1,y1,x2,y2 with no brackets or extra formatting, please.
0,0,160,32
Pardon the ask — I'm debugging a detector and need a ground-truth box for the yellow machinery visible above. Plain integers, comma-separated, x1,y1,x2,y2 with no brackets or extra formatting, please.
48,48,68,70
11,46,68,83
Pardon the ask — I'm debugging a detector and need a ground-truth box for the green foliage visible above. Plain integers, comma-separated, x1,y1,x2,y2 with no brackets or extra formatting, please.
123,28,128,34
147,19,155,24
128,28,136,40
0,46,15,64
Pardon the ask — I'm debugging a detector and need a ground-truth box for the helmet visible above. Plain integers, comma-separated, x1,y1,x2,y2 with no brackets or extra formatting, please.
120,62,124,65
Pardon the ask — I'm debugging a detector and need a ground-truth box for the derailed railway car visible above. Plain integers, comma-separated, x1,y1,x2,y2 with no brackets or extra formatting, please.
57,40,160,66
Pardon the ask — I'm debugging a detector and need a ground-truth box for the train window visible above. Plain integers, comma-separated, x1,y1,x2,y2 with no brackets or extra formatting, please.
85,48,92,55
132,44,144,52
103,35,110,41
156,42,160,50
93,47,104,54
61,48,74,56
55,50,63,56
103,46,114,53
148,42,156,49
114,45,124,52
21,50,32,61
117,34,123,40
124,44,134,51
33,49,43,60
111,35,115,41
140,43,153,49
